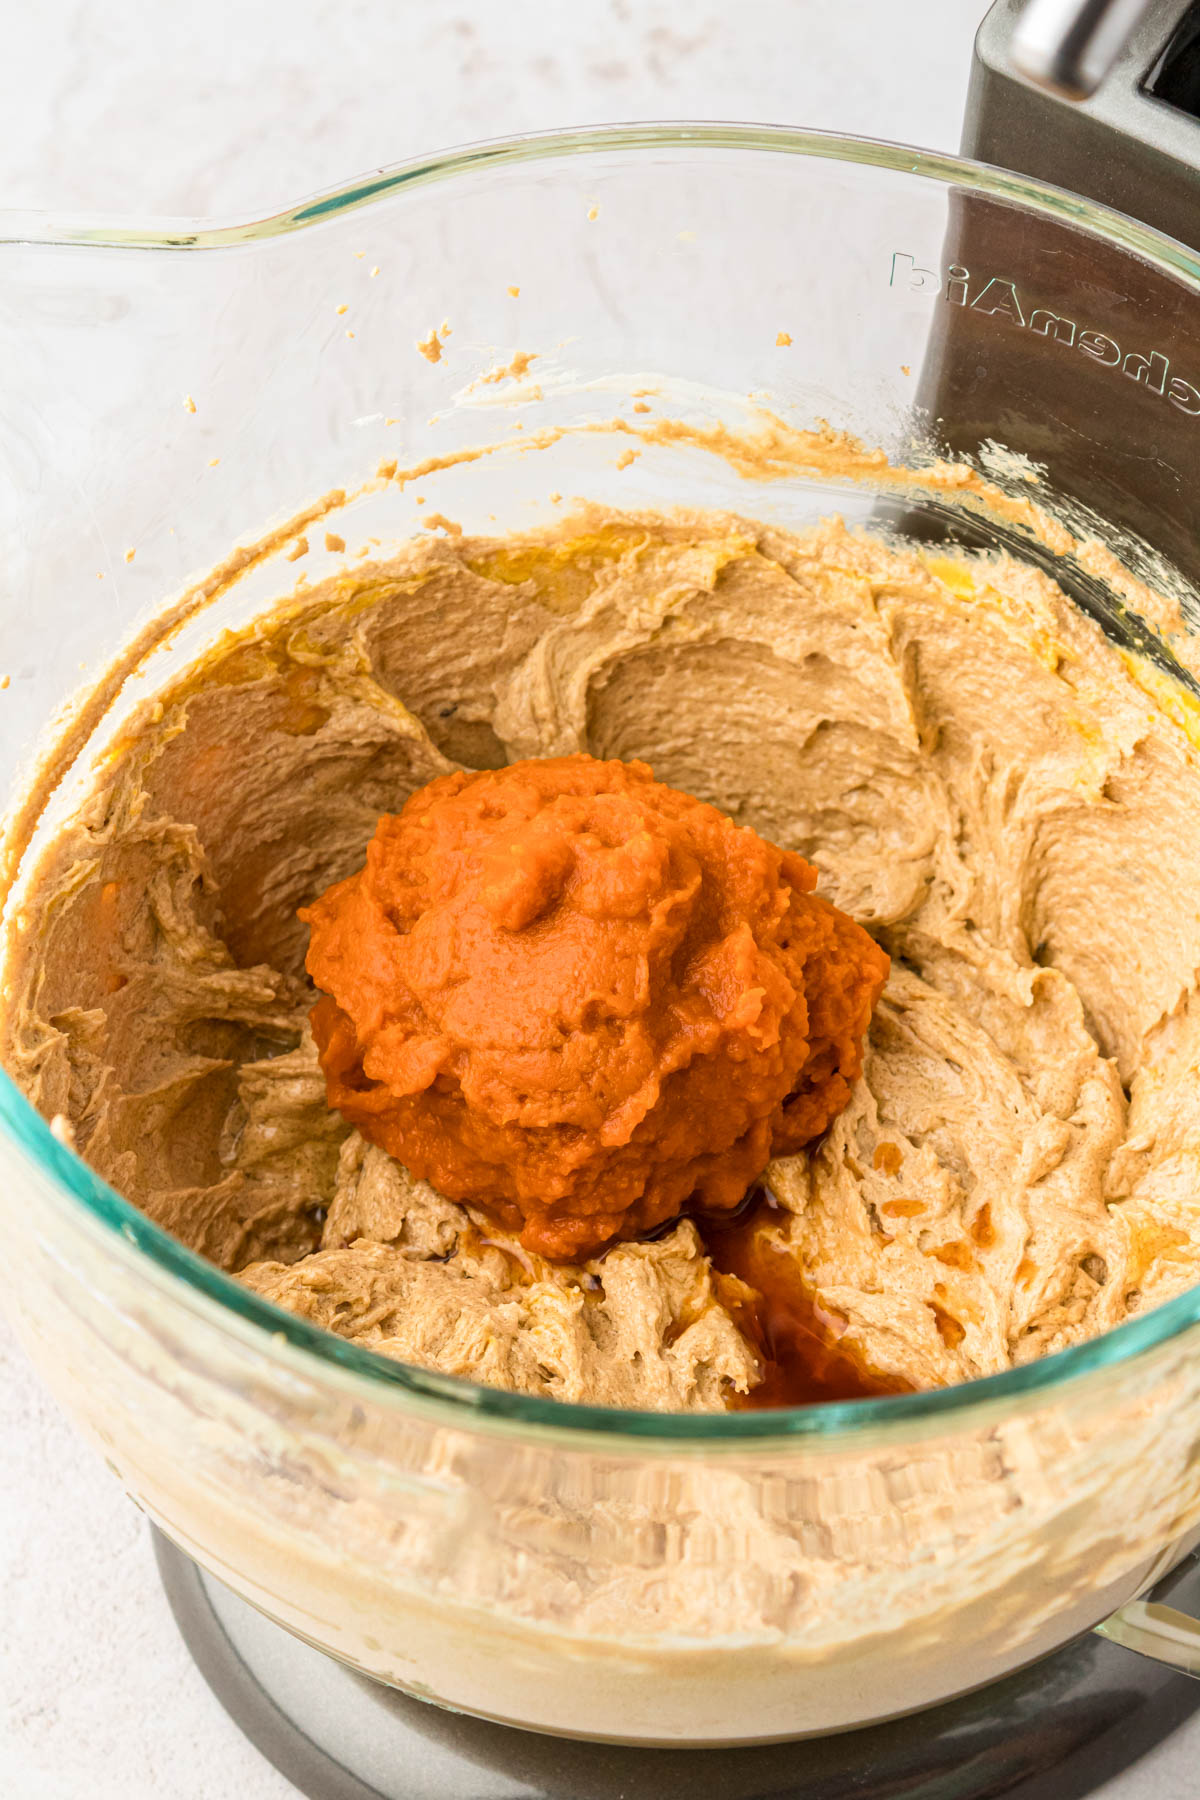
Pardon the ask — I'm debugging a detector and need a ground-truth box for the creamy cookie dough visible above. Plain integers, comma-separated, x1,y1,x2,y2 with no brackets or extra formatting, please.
7,508,1200,1407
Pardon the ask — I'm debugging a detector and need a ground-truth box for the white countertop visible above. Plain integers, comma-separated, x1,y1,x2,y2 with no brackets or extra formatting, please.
2,5,1197,1796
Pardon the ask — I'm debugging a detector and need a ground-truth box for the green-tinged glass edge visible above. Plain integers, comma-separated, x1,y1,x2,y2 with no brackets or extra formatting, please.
6,1062,1200,1444
2,119,1200,285
6,120,1200,1443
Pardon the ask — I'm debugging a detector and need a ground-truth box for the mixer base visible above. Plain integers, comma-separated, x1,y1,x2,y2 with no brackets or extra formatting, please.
154,1528,1200,1800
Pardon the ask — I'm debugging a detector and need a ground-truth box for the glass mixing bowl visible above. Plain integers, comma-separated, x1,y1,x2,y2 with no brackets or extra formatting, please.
4,124,1200,1746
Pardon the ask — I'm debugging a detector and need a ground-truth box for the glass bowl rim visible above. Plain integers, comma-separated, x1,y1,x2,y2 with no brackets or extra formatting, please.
7,117,1200,1446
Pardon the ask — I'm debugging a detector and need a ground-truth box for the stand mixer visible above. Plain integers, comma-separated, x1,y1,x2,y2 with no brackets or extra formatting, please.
969,1,1200,246
12,10,1200,1797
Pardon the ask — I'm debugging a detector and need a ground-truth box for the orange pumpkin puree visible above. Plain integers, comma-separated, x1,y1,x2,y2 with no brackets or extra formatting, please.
303,754,888,1260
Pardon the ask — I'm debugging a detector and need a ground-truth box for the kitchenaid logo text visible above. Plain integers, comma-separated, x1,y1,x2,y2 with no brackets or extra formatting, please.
890,253,1200,416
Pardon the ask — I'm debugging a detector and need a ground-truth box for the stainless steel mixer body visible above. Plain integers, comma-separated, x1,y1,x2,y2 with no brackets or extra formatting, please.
969,1,1200,248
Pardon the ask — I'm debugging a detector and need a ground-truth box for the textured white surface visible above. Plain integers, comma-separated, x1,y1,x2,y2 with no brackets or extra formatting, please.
0,0,974,219
3,3,1197,1796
